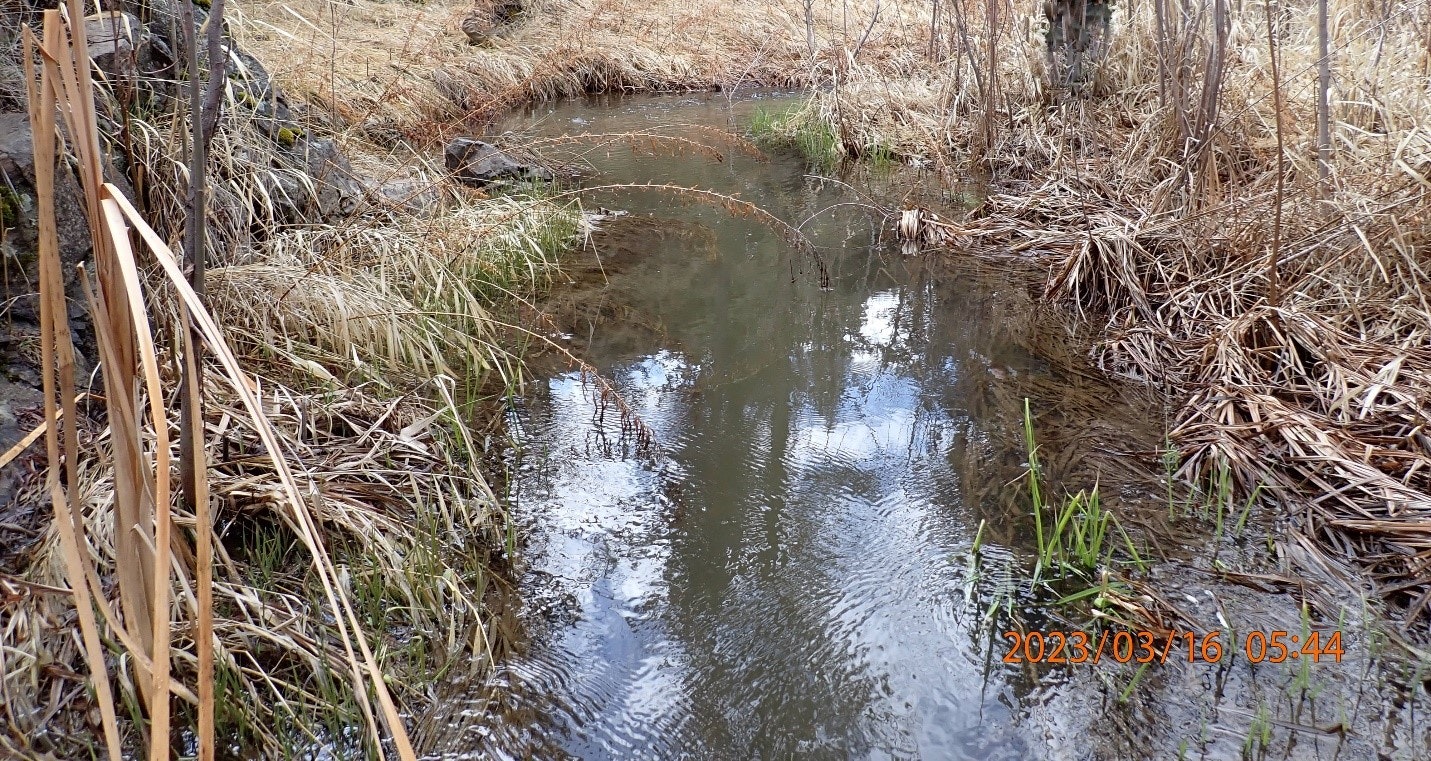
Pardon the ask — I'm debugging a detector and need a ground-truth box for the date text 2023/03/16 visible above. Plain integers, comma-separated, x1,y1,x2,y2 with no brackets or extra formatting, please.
1002,629,1346,665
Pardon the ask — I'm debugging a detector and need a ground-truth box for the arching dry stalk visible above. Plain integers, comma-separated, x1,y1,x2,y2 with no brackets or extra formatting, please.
546,182,832,285
485,313,660,457
660,123,768,159
525,124,766,161
524,131,736,163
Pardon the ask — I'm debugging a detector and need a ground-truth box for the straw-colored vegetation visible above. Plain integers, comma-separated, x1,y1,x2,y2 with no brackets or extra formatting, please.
7,0,1431,756
227,0,831,136
2,2,577,759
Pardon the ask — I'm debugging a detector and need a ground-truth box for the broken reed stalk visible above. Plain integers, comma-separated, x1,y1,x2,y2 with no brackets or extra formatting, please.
26,7,417,758
22,20,124,761
803,0,817,73
102,194,177,761
56,4,173,752
34,5,176,757
50,0,168,745
180,311,214,761
927,0,940,60
104,185,421,758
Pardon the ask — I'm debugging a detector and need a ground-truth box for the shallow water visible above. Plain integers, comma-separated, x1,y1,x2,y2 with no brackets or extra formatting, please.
417,93,1431,760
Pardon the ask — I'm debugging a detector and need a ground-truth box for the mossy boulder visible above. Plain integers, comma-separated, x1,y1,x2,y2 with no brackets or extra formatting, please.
0,112,96,485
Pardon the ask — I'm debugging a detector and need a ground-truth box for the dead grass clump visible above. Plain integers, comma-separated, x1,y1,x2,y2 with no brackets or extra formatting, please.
207,193,576,387
5,136,573,761
8,367,512,757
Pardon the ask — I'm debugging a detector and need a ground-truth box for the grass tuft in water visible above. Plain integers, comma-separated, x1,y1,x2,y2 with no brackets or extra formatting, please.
750,103,842,171
1023,398,1142,584
1243,702,1273,758
1164,449,1266,544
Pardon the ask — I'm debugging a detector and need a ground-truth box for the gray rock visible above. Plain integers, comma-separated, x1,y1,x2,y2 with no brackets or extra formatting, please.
227,43,296,131
297,137,364,218
0,374,45,554
444,138,554,187
86,13,145,77
0,112,95,520
461,1,525,45
0,113,94,322
86,11,172,107
364,168,446,216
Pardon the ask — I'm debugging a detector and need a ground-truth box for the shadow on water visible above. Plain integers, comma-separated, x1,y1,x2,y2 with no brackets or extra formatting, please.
414,93,1431,760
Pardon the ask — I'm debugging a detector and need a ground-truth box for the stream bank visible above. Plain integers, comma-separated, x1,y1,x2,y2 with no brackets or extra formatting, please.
415,92,1431,760
4,1,1430,756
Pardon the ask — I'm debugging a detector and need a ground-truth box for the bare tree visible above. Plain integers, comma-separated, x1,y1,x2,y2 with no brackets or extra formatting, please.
929,0,941,60
1263,0,1285,307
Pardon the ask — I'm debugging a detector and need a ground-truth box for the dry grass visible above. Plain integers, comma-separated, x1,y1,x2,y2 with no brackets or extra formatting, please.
207,193,574,386
3,181,575,756
226,0,919,142
2,183,575,758
850,0,1431,628
8,0,1431,755
2,3,578,758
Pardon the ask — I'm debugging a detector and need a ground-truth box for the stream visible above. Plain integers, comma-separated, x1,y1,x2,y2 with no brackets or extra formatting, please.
416,93,1431,760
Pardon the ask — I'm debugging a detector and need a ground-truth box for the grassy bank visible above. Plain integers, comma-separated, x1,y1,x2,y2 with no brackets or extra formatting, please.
225,0,916,140
4,140,576,759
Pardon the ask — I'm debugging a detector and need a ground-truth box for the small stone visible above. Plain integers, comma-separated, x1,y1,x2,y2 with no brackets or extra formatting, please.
85,12,147,77
461,1,525,45
460,11,495,46
297,138,365,218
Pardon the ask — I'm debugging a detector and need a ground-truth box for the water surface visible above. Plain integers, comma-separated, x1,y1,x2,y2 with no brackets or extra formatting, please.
417,93,1431,761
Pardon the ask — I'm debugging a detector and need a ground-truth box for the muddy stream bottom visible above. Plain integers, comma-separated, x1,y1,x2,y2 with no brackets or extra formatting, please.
414,93,1431,760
